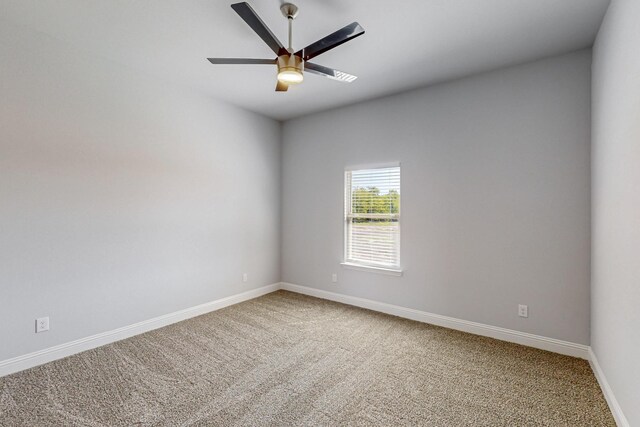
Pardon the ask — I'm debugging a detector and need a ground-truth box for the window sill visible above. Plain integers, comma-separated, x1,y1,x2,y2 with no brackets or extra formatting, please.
340,262,403,276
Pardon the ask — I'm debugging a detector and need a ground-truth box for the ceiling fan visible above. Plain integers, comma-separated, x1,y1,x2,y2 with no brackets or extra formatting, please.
207,2,364,92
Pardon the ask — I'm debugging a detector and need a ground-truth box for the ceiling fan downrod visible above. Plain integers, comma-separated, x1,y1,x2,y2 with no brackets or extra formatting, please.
280,3,298,52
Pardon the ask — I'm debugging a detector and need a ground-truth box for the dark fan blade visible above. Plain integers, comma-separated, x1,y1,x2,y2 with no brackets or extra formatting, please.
276,81,289,92
305,62,357,82
231,2,285,55
208,58,276,65
295,22,364,61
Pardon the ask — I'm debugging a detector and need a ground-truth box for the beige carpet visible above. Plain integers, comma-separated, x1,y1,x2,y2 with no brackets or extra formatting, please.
0,291,614,426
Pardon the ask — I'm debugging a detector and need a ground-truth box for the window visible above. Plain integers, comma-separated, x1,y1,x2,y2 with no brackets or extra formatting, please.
344,165,400,271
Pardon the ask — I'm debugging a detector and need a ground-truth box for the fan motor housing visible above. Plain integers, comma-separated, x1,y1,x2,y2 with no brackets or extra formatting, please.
277,54,304,83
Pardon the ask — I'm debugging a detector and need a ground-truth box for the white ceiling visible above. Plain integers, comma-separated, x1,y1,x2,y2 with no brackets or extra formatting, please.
3,0,609,121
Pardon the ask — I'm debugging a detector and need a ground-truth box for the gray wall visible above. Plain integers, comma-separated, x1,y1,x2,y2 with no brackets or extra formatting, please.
0,20,281,361
591,0,640,424
282,50,592,345
0,13,598,372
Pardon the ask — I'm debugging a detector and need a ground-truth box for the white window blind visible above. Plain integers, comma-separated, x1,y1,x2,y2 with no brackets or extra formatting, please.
345,166,400,269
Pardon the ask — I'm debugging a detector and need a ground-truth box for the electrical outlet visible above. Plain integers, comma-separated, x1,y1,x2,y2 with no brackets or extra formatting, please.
242,273,248,283
518,304,529,318
331,273,338,283
36,317,49,333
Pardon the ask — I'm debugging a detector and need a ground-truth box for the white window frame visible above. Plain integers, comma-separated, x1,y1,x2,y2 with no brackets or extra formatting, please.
342,164,402,275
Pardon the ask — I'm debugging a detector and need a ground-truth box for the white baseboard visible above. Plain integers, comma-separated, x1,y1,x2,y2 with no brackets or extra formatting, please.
280,282,590,359
0,283,280,377
2,281,625,425
589,348,630,427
